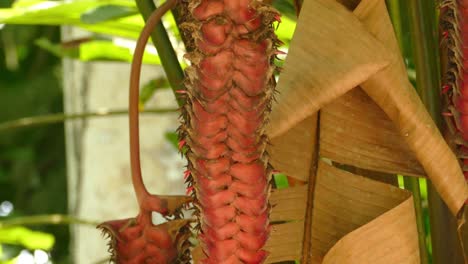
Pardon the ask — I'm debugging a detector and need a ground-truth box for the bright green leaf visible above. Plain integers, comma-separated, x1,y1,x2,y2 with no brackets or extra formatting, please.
0,0,143,39
35,37,161,64
0,227,54,251
80,40,161,64
272,0,297,20
273,173,289,189
165,132,179,151
274,16,296,44
139,78,170,106
81,5,137,24
35,38,79,58
12,0,47,8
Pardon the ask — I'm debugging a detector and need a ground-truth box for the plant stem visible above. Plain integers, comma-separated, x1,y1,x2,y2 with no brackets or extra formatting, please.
403,176,429,263
407,0,464,262
0,108,178,132
385,1,429,262
135,0,185,107
0,214,99,228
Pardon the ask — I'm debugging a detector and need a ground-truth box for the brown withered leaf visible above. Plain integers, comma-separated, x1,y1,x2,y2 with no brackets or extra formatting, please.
320,87,425,177
313,161,419,263
264,0,468,263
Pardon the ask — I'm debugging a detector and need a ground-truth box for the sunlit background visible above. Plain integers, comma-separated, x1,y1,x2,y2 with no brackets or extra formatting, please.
0,0,66,260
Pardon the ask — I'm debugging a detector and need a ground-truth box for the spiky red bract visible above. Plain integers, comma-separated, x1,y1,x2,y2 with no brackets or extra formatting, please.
98,195,191,263
179,0,280,262
441,0,468,182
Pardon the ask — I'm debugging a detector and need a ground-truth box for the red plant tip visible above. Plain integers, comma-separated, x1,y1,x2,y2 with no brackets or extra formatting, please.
186,186,194,195
442,30,449,39
274,14,281,22
272,169,282,174
178,140,186,150
441,84,451,94
176,89,187,94
184,170,191,179
442,112,454,117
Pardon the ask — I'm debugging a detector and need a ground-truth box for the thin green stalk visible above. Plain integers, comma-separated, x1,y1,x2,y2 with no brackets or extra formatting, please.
0,108,178,132
407,0,465,262
385,1,429,262
135,0,185,107
0,214,99,228
403,176,429,263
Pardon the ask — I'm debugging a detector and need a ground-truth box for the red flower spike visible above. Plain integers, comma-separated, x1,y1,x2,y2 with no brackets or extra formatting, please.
441,0,468,183
179,0,280,262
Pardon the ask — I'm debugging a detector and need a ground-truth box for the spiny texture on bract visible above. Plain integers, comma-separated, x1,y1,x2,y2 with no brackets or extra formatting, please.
97,196,191,263
178,0,280,262
441,0,468,182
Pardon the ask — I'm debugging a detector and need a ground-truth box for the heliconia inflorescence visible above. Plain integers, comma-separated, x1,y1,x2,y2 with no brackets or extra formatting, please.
178,0,281,262
98,0,281,262
97,1,193,263
440,0,468,183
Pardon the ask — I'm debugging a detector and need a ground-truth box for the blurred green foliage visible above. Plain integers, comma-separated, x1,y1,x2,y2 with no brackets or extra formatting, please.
0,0,68,262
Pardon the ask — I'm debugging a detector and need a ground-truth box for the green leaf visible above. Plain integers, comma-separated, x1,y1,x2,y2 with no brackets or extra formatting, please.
0,0,144,39
139,78,170,106
272,0,297,20
273,173,289,189
35,37,161,64
35,38,79,58
164,132,179,151
80,39,161,64
81,5,137,24
12,0,46,8
0,227,54,250
274,16,296,44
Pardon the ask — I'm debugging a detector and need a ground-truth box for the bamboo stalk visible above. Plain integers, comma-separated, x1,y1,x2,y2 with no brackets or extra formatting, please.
0,108,177,132
407,0,464,262
135,0,185,107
